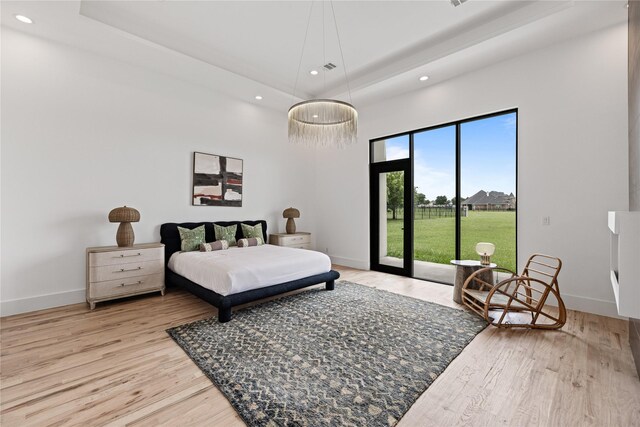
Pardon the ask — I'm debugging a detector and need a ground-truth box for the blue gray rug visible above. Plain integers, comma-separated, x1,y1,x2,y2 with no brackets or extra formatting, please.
167,281,486,426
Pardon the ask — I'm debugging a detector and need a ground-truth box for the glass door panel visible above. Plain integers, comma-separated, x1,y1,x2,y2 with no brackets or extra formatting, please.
460,113,517,273
370,158,412,276
412,126,456,284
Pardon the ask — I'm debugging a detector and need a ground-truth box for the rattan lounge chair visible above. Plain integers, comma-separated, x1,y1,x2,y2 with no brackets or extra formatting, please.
461,254,566,329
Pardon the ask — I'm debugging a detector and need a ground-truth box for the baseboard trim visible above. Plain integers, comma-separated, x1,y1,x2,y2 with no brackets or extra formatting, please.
330,256,369,271
0,279,622,321
1,289,86,317
328,259,623,319
550,293,624,320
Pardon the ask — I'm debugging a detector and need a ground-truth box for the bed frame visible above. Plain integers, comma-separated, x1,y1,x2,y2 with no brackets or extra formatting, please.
160,220,340,322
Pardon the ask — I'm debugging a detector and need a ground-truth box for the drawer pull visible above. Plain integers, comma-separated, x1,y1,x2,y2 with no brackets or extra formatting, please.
116,253,142,258
120,280,143,287
116,267,142,273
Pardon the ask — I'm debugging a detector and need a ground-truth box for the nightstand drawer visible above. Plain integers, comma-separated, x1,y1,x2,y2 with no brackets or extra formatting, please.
289,243,311,250
89,273,164,299
276,234,311,245
90,247,164,267
89,259,164,283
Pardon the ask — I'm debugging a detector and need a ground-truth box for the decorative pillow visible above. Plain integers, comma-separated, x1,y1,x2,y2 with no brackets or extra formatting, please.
241,223,264,241
178,225,205,252
214,223,237,246
199,240,229,252
237,237,264,247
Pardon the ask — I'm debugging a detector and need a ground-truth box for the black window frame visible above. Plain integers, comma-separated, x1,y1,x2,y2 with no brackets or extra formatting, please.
369,108,518,283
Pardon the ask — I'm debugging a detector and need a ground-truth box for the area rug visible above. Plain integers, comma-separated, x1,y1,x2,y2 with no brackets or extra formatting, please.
167,281,487,426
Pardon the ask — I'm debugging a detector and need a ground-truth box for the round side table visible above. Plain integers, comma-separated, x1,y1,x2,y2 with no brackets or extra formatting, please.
450,260,497,304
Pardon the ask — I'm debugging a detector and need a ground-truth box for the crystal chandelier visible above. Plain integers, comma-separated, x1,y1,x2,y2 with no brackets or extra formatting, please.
288,1,357,148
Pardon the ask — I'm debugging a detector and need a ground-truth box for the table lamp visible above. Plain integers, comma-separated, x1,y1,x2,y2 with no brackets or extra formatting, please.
476,242,495,265
282,207,300,234
108,206,140,247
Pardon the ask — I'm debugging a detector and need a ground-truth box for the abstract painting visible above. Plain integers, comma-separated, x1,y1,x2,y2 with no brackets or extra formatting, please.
192,152,243,207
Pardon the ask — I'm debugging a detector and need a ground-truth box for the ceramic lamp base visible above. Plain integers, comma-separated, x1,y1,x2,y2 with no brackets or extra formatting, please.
116,222,135,247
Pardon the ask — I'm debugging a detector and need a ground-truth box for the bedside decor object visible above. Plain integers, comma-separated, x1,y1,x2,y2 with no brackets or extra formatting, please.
476,242,496,265
287,2,357,148
282,207,300,234
108,206,140,247
86,243,165,310
193,152,243,207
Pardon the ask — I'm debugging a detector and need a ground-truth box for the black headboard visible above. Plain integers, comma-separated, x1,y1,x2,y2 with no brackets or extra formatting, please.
160,220,267,265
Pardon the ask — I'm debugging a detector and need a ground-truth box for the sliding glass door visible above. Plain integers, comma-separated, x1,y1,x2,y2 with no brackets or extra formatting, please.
370,110,517,284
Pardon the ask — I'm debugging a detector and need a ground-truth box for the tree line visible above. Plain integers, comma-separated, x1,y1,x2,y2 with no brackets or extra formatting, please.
386,171,462,220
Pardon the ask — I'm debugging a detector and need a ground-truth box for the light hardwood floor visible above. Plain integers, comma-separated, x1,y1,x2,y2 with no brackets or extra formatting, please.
1,266,639,426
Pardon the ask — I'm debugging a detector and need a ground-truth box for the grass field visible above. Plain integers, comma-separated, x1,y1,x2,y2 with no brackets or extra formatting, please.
386,211,516,271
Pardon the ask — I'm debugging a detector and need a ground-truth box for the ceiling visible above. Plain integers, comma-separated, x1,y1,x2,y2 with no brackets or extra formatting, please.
0,1,628,110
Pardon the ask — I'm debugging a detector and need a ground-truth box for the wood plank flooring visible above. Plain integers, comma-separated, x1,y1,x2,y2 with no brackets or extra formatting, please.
1,266,639,426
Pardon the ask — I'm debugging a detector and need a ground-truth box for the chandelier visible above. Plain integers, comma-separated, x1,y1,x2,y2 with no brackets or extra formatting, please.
288,1,357,148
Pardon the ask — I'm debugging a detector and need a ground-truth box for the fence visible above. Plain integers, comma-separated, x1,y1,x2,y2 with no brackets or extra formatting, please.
387,206,467,220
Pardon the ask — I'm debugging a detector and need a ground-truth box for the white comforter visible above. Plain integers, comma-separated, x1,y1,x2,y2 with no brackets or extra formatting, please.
167,244,332,296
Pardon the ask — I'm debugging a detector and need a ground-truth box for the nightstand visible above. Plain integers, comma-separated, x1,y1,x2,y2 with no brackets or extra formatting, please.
86,243,165,309
269,232,311,249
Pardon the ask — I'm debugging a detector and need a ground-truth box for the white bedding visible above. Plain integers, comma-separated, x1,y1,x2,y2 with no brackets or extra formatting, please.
167,244,332,296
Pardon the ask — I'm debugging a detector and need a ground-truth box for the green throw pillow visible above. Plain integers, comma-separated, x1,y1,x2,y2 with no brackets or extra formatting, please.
178,225,205,252
214,223,237,246
241,223,264,241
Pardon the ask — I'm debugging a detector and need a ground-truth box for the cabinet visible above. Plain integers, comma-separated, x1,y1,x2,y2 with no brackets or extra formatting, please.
268,232,311,249
86,243,165,309
608,211,640,318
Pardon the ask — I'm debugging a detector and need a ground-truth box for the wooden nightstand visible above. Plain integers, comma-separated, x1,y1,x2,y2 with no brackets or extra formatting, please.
269,232,311,249
86,243,165,309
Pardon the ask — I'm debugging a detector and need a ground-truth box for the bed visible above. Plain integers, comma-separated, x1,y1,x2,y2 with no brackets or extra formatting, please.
160,220,340,322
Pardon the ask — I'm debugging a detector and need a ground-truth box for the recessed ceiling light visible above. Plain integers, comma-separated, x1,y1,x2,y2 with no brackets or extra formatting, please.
255,95,263,100
15,14,33,24
419,75,429,81
312,114,319,118
309,70,319,76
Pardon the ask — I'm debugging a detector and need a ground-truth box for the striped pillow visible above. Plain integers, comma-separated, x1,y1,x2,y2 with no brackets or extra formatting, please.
237,237,264,247
199,240,229,252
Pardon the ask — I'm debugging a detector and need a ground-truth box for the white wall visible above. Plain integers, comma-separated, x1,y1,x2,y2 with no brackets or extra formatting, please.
0,28,316,315
314,23,629,318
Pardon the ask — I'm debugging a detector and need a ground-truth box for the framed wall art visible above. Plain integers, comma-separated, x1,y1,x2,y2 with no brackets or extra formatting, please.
192,152,243,207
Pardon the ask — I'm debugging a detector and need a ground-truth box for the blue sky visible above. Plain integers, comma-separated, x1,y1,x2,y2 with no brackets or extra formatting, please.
383,112,516,201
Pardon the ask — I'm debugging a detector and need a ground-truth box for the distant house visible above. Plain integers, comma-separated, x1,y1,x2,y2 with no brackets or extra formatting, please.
462,190,516,211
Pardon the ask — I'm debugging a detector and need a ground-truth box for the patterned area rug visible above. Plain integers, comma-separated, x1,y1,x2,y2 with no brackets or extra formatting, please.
167,281,486,426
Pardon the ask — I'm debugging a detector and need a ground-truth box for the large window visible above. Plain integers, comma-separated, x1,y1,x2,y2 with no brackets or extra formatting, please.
370,110,517,284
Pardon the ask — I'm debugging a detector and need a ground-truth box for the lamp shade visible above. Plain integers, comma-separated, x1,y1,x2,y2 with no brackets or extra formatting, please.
283,207,300,219
108,206,140,223
475,242,496,256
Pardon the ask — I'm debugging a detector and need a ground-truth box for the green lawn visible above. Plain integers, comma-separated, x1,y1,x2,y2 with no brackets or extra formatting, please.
386,211,516,271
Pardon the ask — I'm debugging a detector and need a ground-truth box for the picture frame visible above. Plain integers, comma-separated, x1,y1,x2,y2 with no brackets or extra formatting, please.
192,152,243,207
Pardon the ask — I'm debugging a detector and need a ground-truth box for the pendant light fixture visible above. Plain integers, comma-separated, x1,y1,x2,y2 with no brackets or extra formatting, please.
288,1,357,148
